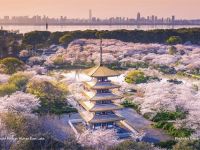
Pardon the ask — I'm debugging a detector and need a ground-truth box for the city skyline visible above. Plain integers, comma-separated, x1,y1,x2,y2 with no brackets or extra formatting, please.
0,0,199,19
1,12,200,26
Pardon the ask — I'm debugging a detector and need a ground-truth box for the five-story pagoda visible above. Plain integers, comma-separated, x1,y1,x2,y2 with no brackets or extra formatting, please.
79,39,124,129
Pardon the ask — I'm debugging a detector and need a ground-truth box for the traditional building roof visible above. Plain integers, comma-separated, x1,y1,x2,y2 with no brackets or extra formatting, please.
90,93,122,101
83,90,122,101
89,114,124,124
79,100,122,112
84,80,120,90
84,65,120,77
90,103,122,112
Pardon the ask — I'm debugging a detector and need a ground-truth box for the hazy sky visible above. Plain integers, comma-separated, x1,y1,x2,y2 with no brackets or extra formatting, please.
0,0,199,19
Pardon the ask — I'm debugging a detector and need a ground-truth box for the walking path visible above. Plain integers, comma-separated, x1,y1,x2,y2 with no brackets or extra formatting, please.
117,108,172,143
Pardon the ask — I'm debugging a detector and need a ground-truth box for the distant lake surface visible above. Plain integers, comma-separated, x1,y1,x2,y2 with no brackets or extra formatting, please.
2,25,200,33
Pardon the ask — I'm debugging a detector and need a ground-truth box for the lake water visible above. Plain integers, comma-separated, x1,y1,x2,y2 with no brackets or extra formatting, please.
1,25,200,33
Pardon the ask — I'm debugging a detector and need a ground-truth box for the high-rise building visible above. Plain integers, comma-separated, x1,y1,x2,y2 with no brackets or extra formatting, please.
172,15,175,24
89,9,92,21
137,12,141,21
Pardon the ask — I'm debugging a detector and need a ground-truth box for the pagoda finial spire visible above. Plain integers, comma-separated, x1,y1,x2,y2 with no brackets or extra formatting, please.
100,38,103,66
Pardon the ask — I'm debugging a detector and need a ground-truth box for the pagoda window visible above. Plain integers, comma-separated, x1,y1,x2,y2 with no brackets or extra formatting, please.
97,77,108,82
107,111,114,115
96,100,112,104
102,123,107,127
95,111,114,115
107,122,114,128
94,123,101,129
103,100,111,104
97,89,110,94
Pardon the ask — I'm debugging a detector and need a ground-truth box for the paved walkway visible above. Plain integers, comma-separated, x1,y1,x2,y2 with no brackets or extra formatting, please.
117,108,172,143
39,113,81,141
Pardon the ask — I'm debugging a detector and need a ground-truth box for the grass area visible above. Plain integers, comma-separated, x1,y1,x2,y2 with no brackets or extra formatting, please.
177,72,200,80
35,101,77,115
154,121,193,137
152,111,193,137
152,111,186,122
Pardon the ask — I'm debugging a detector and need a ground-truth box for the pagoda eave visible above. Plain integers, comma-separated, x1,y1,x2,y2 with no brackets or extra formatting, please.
84,65,120,78
90,104,122,112
83,81,121,90
91,85,120,90
90,95,123,101
88,115,124,124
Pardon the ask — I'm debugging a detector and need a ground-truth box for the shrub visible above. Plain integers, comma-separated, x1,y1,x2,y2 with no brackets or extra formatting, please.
125,70,149,84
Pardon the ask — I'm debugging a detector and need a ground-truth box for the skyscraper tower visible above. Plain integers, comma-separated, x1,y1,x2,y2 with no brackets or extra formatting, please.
137,12,141,21
89,9,92,22
172,15,175,24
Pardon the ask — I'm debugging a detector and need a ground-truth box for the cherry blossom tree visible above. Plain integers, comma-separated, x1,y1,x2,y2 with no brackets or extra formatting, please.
133,81,200,135
77,129,119,150
0,91,40,115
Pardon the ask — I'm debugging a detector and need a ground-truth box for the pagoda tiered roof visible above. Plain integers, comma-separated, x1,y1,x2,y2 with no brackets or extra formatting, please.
89,114,124,124
84,80,120,90
84,65,120,77
90,93,122,101
90,103,122,112
83,90,122,101
79,39,124,127
79,100,122,112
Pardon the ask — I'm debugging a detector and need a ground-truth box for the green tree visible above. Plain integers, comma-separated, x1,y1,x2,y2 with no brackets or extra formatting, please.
125,70,148,84
26,79,75,114
49,31,67,44
166,36,182,45
26,80,68,102
0,57,24,74
22,31,51,49
59,33,73,46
